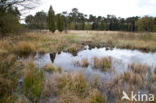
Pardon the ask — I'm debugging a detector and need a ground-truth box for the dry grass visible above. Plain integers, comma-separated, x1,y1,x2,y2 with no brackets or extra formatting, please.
42,63,62,73
43,71,105,103
14,41,36,55
1,30,156,55
92,56,112,71
75,58,89,67
42,63,56,73
129,63,149,74
1,30,156,102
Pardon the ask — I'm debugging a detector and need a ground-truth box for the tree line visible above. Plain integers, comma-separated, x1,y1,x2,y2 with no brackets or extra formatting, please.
1,1,156,36
25,6,156,32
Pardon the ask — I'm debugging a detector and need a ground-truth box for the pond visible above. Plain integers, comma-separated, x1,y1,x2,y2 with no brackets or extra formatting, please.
34,46,156,81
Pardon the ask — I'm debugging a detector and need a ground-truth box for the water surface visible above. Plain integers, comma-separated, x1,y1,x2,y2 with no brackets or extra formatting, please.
34,46,156,81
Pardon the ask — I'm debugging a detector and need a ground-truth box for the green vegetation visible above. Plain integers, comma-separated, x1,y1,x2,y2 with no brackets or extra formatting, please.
56,14,64,32
24,7,156,32
25,11,47,29
0,0,40,35
23,61,44,102
48,6,56,33
0,5,21,35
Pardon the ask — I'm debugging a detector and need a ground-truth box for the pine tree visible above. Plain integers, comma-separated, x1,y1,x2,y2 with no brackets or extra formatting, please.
57,14,64,32
48,6,55,33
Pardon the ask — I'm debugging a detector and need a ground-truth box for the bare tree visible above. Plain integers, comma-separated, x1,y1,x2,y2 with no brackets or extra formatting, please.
0,0,40,10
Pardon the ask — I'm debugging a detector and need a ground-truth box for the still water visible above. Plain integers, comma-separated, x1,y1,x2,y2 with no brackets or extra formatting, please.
34,46,156,81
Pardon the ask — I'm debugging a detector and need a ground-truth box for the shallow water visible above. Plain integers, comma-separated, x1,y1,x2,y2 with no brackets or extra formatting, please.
34,46,156,81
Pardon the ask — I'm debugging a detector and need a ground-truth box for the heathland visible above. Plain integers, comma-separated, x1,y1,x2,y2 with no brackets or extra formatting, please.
0,30,156,103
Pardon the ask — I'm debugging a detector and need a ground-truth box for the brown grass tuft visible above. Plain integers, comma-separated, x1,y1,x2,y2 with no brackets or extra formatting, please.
75,58,89,67
129,63,149,74
92,57,112,71
14,41,36,55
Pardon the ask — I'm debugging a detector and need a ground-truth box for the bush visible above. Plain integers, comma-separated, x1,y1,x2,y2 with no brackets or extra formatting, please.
0,13,21,35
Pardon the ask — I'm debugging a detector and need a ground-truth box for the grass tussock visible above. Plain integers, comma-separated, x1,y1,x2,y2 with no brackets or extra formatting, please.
14,41,36,55
43,72,105,103
23,61,44,102
42,63,62,73
0,54,25,103
92,56,112,71
129,63,149,74
75,58,89,67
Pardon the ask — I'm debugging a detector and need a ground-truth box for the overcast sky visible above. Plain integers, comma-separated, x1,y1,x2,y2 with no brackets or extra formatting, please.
23,0,156,18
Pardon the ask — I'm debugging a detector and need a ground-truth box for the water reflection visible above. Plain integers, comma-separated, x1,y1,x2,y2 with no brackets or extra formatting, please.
34,46,156,81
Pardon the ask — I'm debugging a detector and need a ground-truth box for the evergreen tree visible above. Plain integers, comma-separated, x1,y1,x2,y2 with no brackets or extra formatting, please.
57,14,64,32
48,6,55,33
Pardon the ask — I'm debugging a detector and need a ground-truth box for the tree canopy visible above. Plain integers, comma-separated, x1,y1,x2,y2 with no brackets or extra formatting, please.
47,6,55,33
0,0,40,35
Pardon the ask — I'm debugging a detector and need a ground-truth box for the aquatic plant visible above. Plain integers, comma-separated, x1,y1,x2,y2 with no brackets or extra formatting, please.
75,58,89,67
129,63,149,74
92,57,112,71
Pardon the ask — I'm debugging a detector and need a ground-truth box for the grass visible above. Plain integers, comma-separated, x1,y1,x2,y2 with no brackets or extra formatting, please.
75,58,89,67
129,63,150,74
92,56,112,71
0,54,24,103
0,53,155,102
42,63,62,73
23,61,44,103
14,41,36,55
43,71,105,103
1,30,156,55
0,30,156,102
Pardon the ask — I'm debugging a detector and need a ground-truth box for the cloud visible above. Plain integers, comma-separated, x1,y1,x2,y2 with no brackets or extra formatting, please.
136,0,156,16
23,0,156,18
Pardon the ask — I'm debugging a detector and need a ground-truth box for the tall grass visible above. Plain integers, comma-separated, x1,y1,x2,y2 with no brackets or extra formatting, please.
14,41,36,55
92,57,112,71
23,61,44,103
43,72,105,103
75,58,89,67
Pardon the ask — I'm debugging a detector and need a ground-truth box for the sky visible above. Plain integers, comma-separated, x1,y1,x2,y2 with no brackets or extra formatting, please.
22,0,156,19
